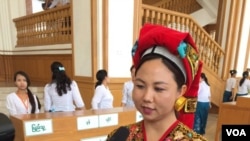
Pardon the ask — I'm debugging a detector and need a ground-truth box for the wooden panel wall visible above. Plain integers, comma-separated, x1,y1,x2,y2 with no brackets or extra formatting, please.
11,54,73,86
0,55,8,82
0,55,14,84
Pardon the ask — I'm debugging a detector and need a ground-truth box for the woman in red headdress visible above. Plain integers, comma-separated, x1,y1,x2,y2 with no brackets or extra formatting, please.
106,24,207,141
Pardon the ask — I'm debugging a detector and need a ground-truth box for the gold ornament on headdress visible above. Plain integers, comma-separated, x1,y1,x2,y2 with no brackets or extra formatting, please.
175,96,187,112
186,45,199,79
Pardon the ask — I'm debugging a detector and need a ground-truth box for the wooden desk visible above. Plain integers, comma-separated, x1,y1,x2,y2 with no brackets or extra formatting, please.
215,96,250,141
10,107,140,141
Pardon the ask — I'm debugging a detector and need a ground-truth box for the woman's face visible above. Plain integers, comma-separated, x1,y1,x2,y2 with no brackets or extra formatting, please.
105,76,110,83
133,59,186,121
15,74,28,90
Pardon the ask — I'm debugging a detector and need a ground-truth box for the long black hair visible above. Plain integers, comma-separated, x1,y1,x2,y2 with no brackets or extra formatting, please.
50,61,72,96
95,69,108,88
201,72,210,86
14,71,37,113
239,71,249,86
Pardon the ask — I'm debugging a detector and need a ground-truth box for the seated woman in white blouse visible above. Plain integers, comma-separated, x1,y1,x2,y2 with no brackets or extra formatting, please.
91,69,113,110
6,71,40,115
44,61,85,112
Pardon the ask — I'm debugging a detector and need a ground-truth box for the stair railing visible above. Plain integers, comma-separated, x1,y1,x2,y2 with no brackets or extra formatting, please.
13,5,71,47
141,4,224,75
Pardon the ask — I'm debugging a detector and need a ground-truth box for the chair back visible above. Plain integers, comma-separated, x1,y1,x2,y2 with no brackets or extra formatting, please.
0,113,15,141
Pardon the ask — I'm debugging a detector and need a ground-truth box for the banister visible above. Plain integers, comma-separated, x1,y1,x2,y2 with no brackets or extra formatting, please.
140,4,225,106
141,4,224,75
13,5,71,47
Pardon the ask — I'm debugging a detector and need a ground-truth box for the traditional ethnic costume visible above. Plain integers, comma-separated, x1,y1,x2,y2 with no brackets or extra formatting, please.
107,24,206,141
107,120,207,141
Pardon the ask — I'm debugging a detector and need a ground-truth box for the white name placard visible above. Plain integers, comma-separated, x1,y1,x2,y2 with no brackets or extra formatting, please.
81,135,107,141
24,119,53,136
99,113,118,127
136,111,143,122
77,115,99,130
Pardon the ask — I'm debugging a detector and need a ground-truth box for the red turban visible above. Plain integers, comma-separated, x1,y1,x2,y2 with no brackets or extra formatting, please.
132,23,203,129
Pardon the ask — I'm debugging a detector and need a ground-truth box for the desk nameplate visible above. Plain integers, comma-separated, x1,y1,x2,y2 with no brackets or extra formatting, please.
77,115,99,130
24,119,53,136
136,111,143,122
81,135,107,141
99,113,118,127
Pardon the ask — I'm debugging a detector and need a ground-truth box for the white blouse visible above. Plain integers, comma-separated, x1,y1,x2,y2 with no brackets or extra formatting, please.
197,81,211,102
122,80,135,107
44,80,85,112
91,84,113,110
225,77,237,92
6,92,40,115
237,79,250,95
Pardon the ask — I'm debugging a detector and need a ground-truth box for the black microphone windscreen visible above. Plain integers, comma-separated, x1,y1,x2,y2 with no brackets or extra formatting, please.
109,126,130,141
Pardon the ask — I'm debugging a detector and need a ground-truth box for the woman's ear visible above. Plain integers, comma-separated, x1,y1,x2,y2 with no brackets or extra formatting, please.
178,84,187,98
174,85,187,112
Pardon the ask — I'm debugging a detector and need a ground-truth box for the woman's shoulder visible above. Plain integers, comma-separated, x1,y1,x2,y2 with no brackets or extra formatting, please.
107,121,143,140
169,122,207,141
95,84,105,90
71,80,78,86
6,92,16,98
45,82,53,87
124,80,133,85
228,77,237,81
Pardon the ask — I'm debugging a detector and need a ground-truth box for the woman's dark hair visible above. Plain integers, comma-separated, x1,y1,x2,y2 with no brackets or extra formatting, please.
95,69,108,88
230,70,237,76
130,65,135,72
201,73,210,86
36,95,41,110
135,54,185,90
50,61,72,96
14,71,37,113
239,71,249,86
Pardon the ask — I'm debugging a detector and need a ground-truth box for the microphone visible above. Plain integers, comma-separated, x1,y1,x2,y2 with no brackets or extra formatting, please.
109,126,130,141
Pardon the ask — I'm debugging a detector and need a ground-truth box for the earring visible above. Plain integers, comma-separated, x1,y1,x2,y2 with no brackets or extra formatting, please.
175,96,187,111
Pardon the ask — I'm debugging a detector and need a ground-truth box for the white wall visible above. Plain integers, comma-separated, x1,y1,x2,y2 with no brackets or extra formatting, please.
190,9,216,27
0,0,26,54
73,0,92,77
238,0,250,74
32,0,44,13
108,0,134,77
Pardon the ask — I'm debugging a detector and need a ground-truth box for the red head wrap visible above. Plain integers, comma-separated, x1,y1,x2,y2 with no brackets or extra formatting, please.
132,23,203,128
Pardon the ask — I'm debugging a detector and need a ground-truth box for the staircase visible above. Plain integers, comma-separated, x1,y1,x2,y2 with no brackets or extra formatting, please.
139,3,225,107
0,87,44,116
144,0,218,27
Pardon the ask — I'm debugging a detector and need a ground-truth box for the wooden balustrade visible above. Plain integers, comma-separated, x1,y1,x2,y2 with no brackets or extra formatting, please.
141,4,225,75
152,0,202,14
13,5,71,47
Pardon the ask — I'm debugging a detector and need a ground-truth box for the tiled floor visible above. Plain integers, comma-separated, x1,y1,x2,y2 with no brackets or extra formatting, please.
204,113,218,141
